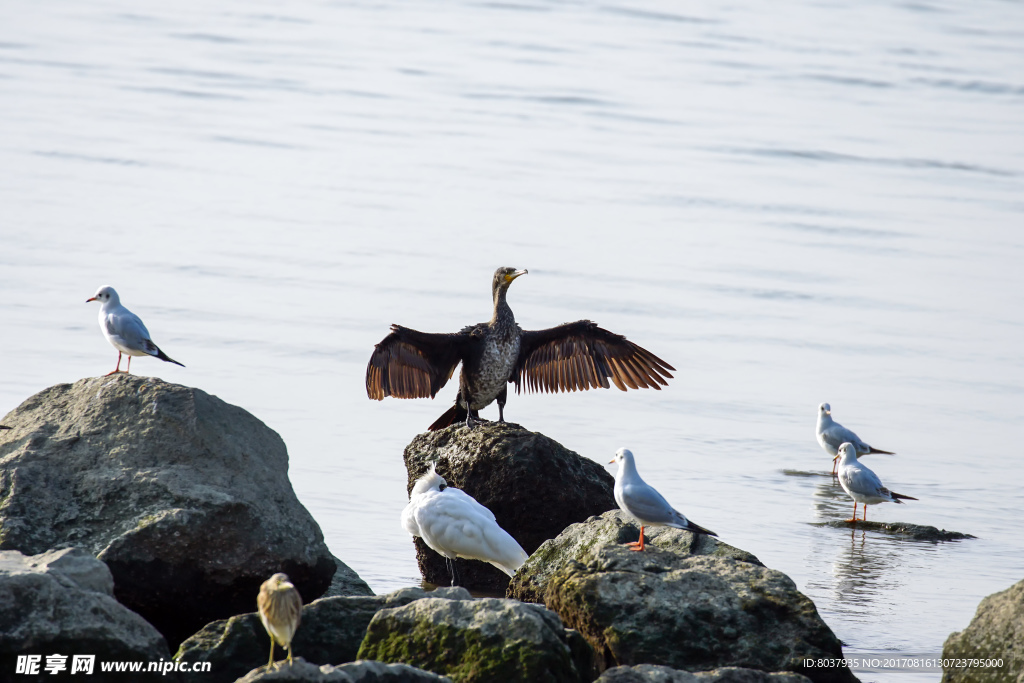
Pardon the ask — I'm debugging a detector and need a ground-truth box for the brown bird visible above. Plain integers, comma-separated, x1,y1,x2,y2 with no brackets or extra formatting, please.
257,573,302,670
366,267,675,429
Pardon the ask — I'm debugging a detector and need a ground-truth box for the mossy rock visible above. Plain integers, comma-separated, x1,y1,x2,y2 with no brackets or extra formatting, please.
357,596,591,682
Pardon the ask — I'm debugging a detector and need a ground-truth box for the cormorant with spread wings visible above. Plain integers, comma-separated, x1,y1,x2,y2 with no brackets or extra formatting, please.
366,267,675,430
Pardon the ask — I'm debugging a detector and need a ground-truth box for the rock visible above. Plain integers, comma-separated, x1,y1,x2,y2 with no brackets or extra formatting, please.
814,521,975,542
0,548,171,681
357,596,592,683
510,511,855,683
597,664,813,682
177,587,471,683
234,658,454,682
322,556,374,598
941,578,1024,682
508,510,762,603
0,376,339,649
403,422,616,591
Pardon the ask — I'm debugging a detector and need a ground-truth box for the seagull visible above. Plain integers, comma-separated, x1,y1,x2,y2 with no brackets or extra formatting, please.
817,402,893,476
835,442,917,522
257,573,302,671
402,464,528,582
609,448,716,551
86,286,184,375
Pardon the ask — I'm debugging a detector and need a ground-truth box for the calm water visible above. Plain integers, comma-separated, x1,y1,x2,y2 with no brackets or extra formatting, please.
2,1,1023,680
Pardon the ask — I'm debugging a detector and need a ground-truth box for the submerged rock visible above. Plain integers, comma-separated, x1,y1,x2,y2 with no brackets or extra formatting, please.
510,511,856,683
176,587,470,683
403,422,616,591
235,658,453,682
0,548,171,681
0,376,339,648
357,596,593,683
814,521,975,542
941,577,1024,682
597,664,812,682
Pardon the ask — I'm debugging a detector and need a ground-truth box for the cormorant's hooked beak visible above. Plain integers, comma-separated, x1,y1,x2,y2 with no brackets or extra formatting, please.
505,269,528,283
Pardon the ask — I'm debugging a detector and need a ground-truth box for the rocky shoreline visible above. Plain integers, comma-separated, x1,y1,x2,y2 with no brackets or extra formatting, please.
0,377,1010,682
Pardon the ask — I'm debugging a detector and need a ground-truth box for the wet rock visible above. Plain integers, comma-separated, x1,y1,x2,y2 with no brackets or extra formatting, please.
509,512,855,683
941,577,1024,682
357,596,592,683
234,658,453,682
0,548,171,681
508,510,762,603
597,664,813,682
176,587,470,683
0,376,339,649
403,422,616,591
815,521,975,542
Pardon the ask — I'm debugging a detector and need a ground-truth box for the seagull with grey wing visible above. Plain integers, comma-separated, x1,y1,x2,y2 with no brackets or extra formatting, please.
609,448,716,551
835,442,917,522
817,402,893,476
87,286,184,375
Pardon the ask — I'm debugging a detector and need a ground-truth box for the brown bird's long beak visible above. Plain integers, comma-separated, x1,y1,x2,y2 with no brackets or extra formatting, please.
506,269,528,283
86,297,97,302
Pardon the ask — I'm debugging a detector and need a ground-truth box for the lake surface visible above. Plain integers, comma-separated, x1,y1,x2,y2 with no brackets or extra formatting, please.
2,1,1023,680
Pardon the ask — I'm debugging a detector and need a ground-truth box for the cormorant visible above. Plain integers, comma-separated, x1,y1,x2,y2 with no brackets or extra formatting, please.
366,267,675,429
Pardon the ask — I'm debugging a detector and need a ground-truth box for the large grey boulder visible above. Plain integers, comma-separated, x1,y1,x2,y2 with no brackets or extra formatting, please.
508,510,762,603
357,596,593,682
942,578,1024,682
235,659,453,682
597,665,812,683
509,510,855,683
0,548,171,680
403,422,616,591
322,556,373,598
0,376,338,648
177,587,471,683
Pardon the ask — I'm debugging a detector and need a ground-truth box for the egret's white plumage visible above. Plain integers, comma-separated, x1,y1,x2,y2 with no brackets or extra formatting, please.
816,402,893,474
609,448,716,551
402,465,528,577
86,285,184,374
835,442,917,522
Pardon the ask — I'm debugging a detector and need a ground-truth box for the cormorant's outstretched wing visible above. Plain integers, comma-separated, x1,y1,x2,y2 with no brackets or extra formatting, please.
513,320,674,394
366,325,474,400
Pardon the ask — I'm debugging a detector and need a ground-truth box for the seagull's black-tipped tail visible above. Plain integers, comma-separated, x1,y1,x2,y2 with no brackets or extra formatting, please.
154,346,185,368
685,520,718,537
868,447,895,455
891,491,917,502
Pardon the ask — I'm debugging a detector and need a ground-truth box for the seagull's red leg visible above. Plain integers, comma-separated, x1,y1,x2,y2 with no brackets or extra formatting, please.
627,526,646,551
863,505,867,522
845,501,858,523
832,455,839,476
126,356,132,374
106,352,124,376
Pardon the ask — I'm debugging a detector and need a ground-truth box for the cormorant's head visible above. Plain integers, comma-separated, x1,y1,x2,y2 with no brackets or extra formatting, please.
492,267,528,297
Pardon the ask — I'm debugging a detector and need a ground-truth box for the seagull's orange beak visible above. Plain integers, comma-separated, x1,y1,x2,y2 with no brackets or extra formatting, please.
86,297,97,303
608,458,615,464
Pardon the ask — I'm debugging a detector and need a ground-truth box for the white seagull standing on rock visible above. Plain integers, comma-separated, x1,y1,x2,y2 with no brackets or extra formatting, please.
609,448,717,552
835,442,917,522
817,402,893,476
402,464,528,582
87,286,184,375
